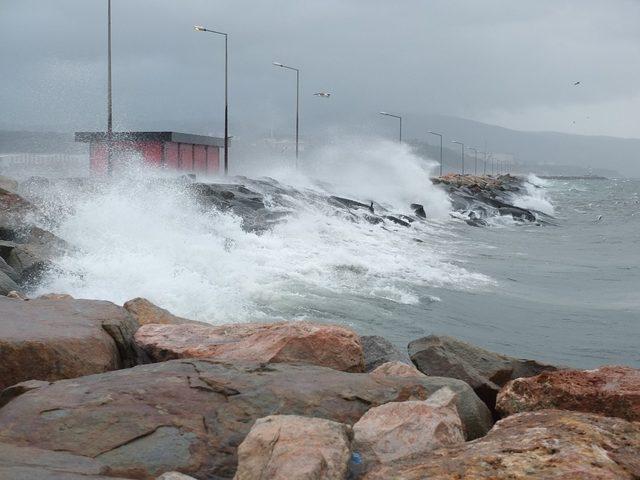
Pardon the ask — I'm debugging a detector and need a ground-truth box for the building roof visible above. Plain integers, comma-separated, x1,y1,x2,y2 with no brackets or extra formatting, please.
75,131,225,147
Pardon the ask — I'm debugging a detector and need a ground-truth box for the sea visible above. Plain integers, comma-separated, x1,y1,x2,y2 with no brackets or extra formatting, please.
25,139,640,369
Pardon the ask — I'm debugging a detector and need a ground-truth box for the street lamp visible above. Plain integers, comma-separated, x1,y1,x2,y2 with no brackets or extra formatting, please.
482,151,488,175
273,62,300,165
379,112,402,143
468,147,478,176
428,131,443,177
106,0,113,174
452,141,465,175
195,25,229,175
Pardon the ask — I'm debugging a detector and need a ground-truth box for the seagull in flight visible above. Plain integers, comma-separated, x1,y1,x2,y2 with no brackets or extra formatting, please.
314,92,331,97
573,81,581,86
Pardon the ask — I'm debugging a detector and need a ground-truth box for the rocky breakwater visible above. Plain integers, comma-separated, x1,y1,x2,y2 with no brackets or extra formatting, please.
0,176,71,295
0,292,638,479
433,173,551,226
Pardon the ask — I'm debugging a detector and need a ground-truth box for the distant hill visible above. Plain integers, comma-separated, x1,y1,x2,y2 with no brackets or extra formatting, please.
403,114,639,178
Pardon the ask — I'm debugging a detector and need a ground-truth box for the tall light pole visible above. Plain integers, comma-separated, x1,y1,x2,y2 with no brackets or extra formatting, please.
469,147,478,176
273,62,300,165
428,131,443,177
482,151,488,175
107,0,113,174
379,112,402,142
195,25,229,175
452,141,465,175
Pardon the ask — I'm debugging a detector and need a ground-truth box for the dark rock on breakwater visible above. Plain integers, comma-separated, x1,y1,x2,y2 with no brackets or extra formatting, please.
409,335,559,415
433,174,552,226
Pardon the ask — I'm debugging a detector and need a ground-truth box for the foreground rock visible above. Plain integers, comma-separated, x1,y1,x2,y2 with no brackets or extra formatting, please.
135,321,365,373
0,360,491,478
497,365,640,421
361,335,412,372
369,361,425,379
0,442,131,479
409,335,558,413
353,387,464,476
0,295,141,390
362,410,640,479
234,415,352,480
123,297,208,326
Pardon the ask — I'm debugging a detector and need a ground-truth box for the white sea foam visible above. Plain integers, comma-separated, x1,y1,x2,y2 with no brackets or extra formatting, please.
512,174,555,216
31,141,491,323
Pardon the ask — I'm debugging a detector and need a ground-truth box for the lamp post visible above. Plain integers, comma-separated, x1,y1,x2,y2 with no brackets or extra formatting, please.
379,112,402,143
451,141,465,175
482,151,488,175
469,147,478,176
107,0,113,174
273,62,300,165
428,131,443,177
195,25,229,175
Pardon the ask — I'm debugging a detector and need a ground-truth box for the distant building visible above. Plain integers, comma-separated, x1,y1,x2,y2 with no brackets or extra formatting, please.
75,131,225,175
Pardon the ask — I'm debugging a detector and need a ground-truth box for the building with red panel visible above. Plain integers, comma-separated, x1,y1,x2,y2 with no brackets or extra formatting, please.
75,131,224,175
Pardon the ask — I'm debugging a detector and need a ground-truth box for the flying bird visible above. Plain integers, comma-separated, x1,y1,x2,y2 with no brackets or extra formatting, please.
573,81,581,86
314,92,331,97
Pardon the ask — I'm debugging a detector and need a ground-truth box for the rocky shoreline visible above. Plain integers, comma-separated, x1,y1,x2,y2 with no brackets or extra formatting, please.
0,294,638,479
1,174,638,479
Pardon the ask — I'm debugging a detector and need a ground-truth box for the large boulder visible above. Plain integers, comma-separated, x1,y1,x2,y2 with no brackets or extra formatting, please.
123,297,208,326
408,335,558,413
369,361,425,379
353,387,464,476
496,365,640,421
0,268,21,295
0,442,131,479
361,335,412,372
0,360,490,478
0,296,141,390
234,415,352,480
134,321,365,373
360,410,640,479
368,362,492,440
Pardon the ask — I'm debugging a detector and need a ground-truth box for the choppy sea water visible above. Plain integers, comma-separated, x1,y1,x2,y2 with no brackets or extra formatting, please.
29,144,639,369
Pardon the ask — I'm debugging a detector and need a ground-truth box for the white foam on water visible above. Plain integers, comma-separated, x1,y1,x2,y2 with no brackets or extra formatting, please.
31,141,492,323
512,174,555,216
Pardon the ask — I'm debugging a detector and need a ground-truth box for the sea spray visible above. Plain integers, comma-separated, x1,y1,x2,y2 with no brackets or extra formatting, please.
30,146,490,323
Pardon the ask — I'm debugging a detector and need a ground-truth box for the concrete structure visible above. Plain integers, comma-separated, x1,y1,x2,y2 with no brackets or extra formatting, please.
75,131,224,175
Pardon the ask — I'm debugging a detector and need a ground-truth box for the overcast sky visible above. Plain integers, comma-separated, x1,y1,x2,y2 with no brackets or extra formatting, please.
1,0,640,140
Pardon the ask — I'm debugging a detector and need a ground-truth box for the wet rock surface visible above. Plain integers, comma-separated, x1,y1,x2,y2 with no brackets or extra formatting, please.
361,335,412,372
234,415,352,480
433,174,552,226
0,442,132,480
134,321,365,372
361,410,640,480
0,360,487,479
0,296,141,390
0,186,70,291
496,365,640,421
409,335,558,413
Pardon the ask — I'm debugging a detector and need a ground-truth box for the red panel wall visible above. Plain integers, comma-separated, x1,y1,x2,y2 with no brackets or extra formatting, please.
193,145,207,172
90,143,109,174
206,146,220,174
164,142,179,169
139,141,163,167
179,143,193,171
